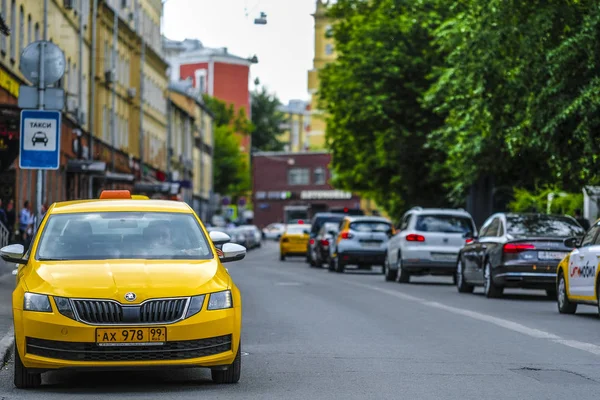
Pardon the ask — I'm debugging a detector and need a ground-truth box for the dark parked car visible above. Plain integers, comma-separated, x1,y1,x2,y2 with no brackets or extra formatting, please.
306,213,347,266
313,222,340,268
456,213,585,299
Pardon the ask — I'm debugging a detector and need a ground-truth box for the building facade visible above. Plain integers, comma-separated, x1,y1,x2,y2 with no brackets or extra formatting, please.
251,151,361,228
278,100,310,153
163,38,254,154
307,0,335,150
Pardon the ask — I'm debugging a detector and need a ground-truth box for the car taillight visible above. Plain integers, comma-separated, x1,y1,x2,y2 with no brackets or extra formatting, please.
340,231,353,239
465,238,474,244
309,239,315,245
503,243,535,253
406,234,425,242
321,239,329,246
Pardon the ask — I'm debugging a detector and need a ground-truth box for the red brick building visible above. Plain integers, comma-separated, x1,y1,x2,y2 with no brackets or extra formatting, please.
164,39,254,153
252,151,361,228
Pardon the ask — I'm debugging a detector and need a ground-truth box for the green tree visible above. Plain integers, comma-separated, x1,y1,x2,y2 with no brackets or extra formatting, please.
202,95,251,198
318,0,451,218
250,86,286,152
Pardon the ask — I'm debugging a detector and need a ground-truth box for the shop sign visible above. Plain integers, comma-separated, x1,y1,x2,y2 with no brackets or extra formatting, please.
0,69,20,98
300,190,352,200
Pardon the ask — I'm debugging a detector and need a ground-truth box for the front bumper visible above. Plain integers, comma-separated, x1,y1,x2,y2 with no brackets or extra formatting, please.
338,250,386,266
14,307,240,372
492,263,557,289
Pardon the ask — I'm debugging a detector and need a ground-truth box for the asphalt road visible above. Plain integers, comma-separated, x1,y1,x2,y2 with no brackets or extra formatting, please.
1,242,600,399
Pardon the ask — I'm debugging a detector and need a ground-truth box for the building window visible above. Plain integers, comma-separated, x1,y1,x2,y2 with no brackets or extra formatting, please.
102,106,108,141
34,22,39,41
288,168,310,185
314,168,326,185
18,6,23,54
27,14,31,45
195,69,207,94
0,0,6,53
9,0,15,60
325,24,333,38
325,43,334,56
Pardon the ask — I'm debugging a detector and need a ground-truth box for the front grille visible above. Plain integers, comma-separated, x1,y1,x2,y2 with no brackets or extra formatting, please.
26,335,232,362
72,298,188,325
140,299,187,323
73,300,124,324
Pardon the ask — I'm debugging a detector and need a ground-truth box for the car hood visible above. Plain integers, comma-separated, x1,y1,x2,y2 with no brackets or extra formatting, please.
23,259,230,302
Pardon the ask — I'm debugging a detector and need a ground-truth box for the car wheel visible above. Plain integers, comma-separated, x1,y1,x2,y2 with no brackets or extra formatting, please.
280,253,285,261
328,257,335,272
557,271,577,314
397,255,410,283
211,343,241,384
14,344,41,389
384,257,398,282
334,256,345,273
483,262,503,298
314,253,322,268
456,259,474,293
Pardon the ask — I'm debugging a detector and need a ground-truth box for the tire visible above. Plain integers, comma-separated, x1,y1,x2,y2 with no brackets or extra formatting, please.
211,343,241,384
328,258,335,272
397,255,410,283
384,257,398,282
334,256,345,273
14,344,41,389
314,252,322,268
456,259,474,293
483,262,503,298
557,271,577,314
280,253,285,261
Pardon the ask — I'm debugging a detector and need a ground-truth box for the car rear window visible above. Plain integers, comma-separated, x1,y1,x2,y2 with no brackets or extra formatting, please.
311,215,345,234
506,215,585,238
287,225,311,235
415,215,473,234
349,221,391,232
36,212,213,261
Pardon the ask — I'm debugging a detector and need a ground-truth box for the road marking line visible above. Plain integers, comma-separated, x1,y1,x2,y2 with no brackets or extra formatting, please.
345,280,600,356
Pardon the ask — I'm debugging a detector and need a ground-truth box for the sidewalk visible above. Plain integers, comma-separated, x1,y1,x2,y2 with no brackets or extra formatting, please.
0,258,15,362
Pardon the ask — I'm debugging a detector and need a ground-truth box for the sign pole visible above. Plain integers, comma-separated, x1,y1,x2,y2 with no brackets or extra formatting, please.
35,0,48,229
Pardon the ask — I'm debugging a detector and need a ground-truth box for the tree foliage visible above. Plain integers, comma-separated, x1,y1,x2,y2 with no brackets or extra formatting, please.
508,187,583,216
202,95,251,198
251,86,286,152
320,0,600,218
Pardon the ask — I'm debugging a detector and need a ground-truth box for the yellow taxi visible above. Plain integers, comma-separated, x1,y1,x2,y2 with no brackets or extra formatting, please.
131,194,150,200
556,221,600,315
0,190,247,389
279,223,311,261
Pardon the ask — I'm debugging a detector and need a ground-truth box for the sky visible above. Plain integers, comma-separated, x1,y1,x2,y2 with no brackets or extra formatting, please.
162,0,317,105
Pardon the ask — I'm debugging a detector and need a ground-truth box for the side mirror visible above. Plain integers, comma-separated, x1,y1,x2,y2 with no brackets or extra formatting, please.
0,244,27,264
564,237,579,249
220,243,246,263
210,231,231,246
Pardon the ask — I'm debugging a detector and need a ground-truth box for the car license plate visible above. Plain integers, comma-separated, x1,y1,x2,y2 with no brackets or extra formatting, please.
432,253,456,262
96,327,167,346
538,251,566,260
361,242,380,248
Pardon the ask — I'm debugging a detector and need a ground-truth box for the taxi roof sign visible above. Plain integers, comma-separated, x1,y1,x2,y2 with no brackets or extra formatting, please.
99,190,132,200
131,195,149,200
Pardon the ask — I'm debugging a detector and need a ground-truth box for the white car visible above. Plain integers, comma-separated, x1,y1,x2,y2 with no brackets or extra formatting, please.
262,223,285,240
385,207,477,283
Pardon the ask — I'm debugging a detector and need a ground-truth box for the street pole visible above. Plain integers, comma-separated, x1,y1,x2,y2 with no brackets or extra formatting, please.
166,97,171,178
77,0,84,197
199,113,204,219
111,3,118,186
88,0,98,199
138,3,145,181
36,0,48,227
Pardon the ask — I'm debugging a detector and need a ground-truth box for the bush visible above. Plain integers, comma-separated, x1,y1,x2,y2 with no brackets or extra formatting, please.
508,187,582,216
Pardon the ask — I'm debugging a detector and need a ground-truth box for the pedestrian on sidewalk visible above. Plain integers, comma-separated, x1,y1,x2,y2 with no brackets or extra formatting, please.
18,201,33,249
574,209,590,231
0,199,7,230
6,199,15,242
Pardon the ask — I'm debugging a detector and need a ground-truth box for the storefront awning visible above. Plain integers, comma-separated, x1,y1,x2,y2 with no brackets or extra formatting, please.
104,171,135,183
133,182,180,195
66,160,107,175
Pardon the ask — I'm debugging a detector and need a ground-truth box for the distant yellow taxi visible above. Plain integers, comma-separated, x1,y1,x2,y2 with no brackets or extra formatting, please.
556,222,600,315
279,224,311,261
1,190,247,389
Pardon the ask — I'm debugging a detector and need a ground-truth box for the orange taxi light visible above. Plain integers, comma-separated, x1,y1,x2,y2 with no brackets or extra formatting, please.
99,190,132,200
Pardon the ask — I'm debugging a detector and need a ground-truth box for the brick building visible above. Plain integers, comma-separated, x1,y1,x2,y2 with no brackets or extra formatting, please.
252,151,361,228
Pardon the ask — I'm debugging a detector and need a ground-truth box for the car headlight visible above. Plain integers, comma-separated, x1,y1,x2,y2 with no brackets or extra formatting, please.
185,295,206,319
23,293,52,312
207,290,232,310
53,296,76,320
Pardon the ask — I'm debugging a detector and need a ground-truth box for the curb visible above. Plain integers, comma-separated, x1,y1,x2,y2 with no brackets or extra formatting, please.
0,326,14,365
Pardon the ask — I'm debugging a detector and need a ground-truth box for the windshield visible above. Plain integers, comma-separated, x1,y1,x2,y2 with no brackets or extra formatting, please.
349,221,391,232
311,215,345,235
286,225,310,235
36,212,213,261
415,215,474,234
507,215,585,238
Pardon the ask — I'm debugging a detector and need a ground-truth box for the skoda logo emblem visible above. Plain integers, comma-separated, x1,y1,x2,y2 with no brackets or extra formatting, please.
124,292,136,302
